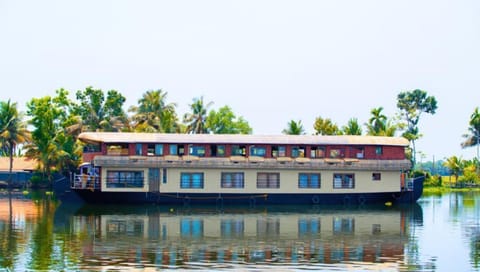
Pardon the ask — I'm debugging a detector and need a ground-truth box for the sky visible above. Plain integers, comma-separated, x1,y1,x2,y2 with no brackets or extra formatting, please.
1,0,480,161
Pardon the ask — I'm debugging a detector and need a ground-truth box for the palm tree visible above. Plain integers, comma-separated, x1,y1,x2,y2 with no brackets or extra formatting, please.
183,96,213,134
130,90,178,133
0,100,30,188
443,156,463,184
282,120,306,135
382,120,398,137
366,107,387,136
342,118,362,135
462,107,480,159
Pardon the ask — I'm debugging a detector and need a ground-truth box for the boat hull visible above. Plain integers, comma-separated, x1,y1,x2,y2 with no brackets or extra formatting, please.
59,176,424,206
71,186,422,206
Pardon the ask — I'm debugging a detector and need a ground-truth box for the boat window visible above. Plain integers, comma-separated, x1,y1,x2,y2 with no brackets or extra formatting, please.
257,172,280,189
232,145,246,156
135,144,143,155
372,173,381,181
298,173,321,188
178,145,185,156
180,173,204,189
354,147,365,159
155,144,163,156
333,173,355,189
162,168,167,184
310,147,325,158
189,145,206,157
221,172,245,188
292,146,306,158
106,144,128,156
210,145,225,157
147,144,155,156
217,145,225,156
271,146,286,157
250,146,266,157
148,144,163,156
329,148,344,158
83,144,100,153
375,146,383,155
169,144,178,155
106,171,144,188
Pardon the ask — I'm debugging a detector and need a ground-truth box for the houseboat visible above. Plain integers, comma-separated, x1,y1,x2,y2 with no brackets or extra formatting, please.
68,132,424,205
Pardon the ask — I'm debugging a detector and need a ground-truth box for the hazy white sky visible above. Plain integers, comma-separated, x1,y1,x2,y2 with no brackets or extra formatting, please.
1,0,479,160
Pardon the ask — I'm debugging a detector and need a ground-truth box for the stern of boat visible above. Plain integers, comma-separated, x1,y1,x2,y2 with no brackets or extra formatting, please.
396,175,425,203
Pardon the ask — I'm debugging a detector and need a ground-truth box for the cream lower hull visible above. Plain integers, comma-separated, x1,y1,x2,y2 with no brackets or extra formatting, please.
70,166,423,205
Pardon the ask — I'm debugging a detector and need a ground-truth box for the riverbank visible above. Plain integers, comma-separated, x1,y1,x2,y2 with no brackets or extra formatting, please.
423,186,480,196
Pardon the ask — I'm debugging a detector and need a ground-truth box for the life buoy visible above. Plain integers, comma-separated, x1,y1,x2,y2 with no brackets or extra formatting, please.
312,195,320,204
216,197,224,207
249,196,256,207
183,196,191,206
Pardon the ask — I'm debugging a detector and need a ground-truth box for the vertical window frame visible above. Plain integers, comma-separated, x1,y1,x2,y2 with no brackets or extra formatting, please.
135,143,143,155
221,172,245,188
298,173,321,189
333,173,355,189
180,172,205,189
256,172,280,189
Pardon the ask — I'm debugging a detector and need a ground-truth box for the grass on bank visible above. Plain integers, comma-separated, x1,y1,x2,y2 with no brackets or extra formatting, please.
423,175,480,196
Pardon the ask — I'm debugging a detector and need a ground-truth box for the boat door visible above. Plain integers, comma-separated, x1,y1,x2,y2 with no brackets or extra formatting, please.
148,168,161,192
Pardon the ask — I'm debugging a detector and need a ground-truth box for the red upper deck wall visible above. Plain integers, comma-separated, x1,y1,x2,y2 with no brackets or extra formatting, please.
82,142,407,162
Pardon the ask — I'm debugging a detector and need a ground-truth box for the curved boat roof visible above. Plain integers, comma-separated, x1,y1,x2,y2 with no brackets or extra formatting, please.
78,132,410,147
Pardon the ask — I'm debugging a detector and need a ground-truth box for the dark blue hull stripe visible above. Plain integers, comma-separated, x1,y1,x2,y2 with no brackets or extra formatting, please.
67,177,424,205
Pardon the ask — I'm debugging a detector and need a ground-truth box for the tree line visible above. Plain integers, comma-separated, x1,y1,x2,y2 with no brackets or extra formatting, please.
1,86,478,186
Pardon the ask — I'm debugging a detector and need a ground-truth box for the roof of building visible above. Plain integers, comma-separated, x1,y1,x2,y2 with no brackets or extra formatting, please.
78,132,410,147
0,157,37,171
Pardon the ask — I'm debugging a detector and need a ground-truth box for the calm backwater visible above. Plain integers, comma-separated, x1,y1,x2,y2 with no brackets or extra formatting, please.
1,191,480,271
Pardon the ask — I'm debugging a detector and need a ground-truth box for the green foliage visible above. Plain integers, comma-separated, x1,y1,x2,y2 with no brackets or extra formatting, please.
206,106,252,134
365,107,400,137
73,86,127,132
366,107,387,135
183,96,213,134
424,174,442,187
313,116,342,135
443,156,464,183
29,171,52,188
342,118,362,135
282,120,306,135
462,107,480,158
0,99,30,181
25,92,81,183
459,161,480,185
25,96,62,183
129,89,178,133
397,89,438,166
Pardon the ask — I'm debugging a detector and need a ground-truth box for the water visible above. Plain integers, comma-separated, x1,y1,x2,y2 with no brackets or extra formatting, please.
1,191,480,271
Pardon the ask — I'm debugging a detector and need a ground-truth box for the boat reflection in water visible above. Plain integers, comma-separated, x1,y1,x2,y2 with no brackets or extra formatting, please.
60,204,423,270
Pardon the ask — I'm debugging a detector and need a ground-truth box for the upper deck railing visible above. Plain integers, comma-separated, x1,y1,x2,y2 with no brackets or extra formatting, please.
91,155,411,171
71,174,101,190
